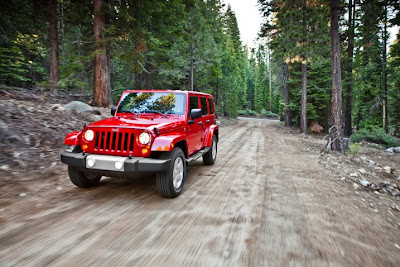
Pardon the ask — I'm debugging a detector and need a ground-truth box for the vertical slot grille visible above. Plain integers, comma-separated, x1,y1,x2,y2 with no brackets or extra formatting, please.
93,130,134,153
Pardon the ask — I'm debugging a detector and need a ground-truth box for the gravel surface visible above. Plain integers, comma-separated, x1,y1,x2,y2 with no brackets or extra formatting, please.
1,96,400,266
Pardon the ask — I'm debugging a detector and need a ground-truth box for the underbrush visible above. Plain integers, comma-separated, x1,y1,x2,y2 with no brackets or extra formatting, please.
237,108,279,118
351,128,399,148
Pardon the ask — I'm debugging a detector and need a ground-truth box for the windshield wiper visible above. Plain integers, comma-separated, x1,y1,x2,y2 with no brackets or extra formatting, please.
146,110,169,118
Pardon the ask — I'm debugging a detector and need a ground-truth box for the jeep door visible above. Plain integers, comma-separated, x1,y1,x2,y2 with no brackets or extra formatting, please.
200,96,212,144
187,95,203,155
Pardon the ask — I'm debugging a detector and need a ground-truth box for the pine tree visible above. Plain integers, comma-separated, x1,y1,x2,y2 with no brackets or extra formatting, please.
330,0,344,153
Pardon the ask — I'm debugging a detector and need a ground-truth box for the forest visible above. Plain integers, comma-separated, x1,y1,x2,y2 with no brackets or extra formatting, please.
0,0,399,151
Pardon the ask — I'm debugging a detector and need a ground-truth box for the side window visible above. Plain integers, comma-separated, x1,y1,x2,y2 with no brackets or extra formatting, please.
189,96,199,110
208,98,214,114
200,97,208,115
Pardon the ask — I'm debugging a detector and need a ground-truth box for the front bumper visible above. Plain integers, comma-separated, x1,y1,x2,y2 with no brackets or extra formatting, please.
60,151,170,172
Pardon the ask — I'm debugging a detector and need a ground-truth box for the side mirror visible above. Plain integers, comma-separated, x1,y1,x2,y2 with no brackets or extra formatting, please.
188,108,202,125
190,109,202,119
111,107,117,116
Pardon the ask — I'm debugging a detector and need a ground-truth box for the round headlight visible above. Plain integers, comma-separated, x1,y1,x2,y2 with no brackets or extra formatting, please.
84,129,94,141
138,132,151,145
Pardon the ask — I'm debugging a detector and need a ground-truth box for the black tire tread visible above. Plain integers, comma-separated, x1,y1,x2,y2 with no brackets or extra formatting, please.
68,166,101,188
156,148,185,198
203,135,217,165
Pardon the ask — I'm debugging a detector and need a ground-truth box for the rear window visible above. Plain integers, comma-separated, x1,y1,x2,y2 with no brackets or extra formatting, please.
208,98,214,114
200,97,208,115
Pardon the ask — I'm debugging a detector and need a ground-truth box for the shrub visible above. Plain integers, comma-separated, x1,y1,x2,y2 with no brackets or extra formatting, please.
260,109,279,117
351,128,399,148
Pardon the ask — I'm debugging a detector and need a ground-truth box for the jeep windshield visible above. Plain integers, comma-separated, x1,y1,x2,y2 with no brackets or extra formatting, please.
117,92,186,116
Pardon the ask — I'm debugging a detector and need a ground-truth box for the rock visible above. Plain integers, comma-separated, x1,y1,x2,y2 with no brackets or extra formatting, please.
390,189,400,197
65,101,92,113
395,243,400,250
383,166,392,174
391,204,400,211
0,165,10,171
340,177,346,181
350,172,358,177
0,120,8,137
353,183,360,190
360,156,367,161
386,147,400,154
369,160,376,165
358,168,367,174
50,104,65,112
19,193,27,197
7,134,25,147
56,186,62,190
360,180,370,187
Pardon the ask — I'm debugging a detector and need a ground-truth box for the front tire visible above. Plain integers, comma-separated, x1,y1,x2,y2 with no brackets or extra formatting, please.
68,166,101,188
203,135,217,165
156,148,186,198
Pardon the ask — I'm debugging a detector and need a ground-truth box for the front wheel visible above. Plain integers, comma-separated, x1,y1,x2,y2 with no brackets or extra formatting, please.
156,148,186,198
203,135,217,165
68,166,101,188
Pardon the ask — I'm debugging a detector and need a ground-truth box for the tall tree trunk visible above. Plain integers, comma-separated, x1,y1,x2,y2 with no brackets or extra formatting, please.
300,0,308,134
49,0,58,90
93,0,111,107
268,47,272,112
60,0,64,42
283,62,290,127
344,0,355,137
190,42,194,91
382,2,388,133
330,0,344,153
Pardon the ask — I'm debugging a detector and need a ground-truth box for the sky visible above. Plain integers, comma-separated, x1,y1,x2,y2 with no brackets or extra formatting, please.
223,0,262,49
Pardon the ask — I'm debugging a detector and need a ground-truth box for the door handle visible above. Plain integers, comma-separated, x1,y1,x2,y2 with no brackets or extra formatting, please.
206,120,210,123
198,122,203,125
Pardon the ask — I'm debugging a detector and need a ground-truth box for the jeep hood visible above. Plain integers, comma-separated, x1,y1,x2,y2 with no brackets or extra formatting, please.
87,116,185,131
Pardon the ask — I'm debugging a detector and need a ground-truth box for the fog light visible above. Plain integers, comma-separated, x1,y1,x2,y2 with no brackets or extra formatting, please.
142,148,148,154
87,158,95,168
115,161,123,170
82,144,88,150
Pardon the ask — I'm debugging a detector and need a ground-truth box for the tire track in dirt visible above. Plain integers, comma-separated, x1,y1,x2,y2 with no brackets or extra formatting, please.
1,118,400,266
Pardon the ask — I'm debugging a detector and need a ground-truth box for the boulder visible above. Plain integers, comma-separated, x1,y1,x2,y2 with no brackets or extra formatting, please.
386,147,400,154
65,101,92,114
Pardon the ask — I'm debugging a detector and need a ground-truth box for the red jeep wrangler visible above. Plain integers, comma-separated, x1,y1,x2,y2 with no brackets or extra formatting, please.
61,90,218,198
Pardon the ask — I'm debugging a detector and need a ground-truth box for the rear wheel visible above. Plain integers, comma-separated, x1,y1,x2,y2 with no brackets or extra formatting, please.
203,135,217,165
68,166,101,188
156,148,186,198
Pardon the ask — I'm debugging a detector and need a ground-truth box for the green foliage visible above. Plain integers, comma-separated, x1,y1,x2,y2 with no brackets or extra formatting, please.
260,109,278,118
237,109,257,116
347,143,361,157
351,128,399,148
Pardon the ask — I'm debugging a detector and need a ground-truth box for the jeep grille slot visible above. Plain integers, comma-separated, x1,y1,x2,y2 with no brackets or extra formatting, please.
94,130,134,153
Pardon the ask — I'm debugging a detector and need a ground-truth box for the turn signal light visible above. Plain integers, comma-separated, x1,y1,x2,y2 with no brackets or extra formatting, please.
142,148,148,154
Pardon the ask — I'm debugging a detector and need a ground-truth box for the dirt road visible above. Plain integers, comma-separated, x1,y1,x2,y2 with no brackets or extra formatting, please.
1,118,399,266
